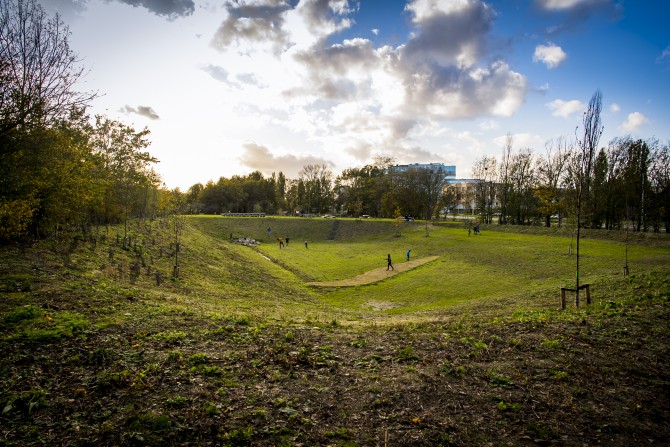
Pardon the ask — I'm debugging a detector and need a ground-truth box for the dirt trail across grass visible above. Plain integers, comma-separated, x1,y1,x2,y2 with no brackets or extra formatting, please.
307,255,439,287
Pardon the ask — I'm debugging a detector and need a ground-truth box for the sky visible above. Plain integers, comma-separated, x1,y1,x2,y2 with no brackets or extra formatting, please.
43,0,670,190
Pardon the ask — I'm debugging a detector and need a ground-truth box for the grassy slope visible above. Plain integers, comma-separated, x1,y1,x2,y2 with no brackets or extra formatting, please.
0,216,669,446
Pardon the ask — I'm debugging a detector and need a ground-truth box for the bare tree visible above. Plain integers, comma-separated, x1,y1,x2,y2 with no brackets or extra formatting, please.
508,148,536,225
535,137,570,227
498,133,513,224
472,156,497,224
0,0,95,137
573,90,604,306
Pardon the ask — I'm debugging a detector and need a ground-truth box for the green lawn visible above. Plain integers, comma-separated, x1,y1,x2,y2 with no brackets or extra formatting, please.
186,216,670,323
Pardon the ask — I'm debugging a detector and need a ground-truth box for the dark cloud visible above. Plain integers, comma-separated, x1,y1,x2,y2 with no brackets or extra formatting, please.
120,105,160,120
42,0,88,21
116,0,195,20
392,0,526,120
43,0,194,21
297,0,357,34
402,0,494,69
211,1,293,54
534,0,621,35
239,142,335,178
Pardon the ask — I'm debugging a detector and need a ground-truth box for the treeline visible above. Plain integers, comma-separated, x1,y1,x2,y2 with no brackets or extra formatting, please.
178,159,446,223
466,134,670,232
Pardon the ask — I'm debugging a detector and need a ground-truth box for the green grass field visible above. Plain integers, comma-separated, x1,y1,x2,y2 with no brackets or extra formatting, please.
1,216,669,446
186,216,670,322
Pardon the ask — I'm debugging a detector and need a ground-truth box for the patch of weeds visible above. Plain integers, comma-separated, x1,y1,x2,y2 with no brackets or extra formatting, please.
350,337,366,348
354,354,384,369
219,426,254,446
88,347,115,366
252,408,267,419
267,368,288,382
166,349,183,363
512,309,550,325
188,353,208,365
460,337,488,357
2,305,41,326
497,400,521,412
216,376,239,388
191,364,225,377
487,369,513,387
165,396,189,408
508,338,523,348
2,389,47,416
126,412,171,439
22,311,88,342
151,330,187,345
325,427,353,440
549,369,569,381
540,337,563,350
96,369,132,388
313,345,337,366
0,274,34,292
396,346,420,363
202,401,220,415
441,361,467,378
283,330,295,342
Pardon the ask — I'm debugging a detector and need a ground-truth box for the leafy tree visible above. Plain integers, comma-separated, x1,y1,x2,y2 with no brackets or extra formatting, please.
298,164,334,214
90,116,158,236
0,0,95,240
648,141,670,232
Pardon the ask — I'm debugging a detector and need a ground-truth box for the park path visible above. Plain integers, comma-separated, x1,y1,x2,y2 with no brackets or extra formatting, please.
307,255,439,287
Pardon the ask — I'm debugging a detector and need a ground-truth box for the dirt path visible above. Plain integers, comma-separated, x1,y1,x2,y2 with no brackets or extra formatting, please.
307,255,440,287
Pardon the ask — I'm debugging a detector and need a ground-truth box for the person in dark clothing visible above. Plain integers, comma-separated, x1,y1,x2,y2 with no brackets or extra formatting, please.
387,254,394,271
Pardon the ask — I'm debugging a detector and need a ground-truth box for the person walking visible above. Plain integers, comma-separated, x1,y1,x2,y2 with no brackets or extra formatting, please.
406,249,411,261
387,254,394,271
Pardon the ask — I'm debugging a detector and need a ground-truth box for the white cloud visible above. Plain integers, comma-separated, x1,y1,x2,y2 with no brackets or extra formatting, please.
546,99,585,117
609,103,620,113
657,44,670,66
533,43,567,69
619,112,648,133
239,142,335,178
